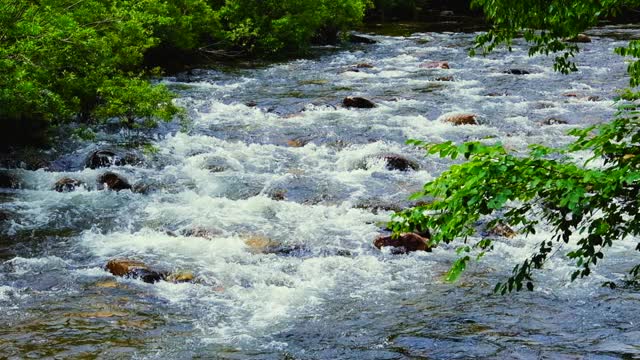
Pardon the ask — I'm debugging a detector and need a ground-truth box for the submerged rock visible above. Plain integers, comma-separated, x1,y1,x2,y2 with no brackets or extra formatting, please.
54,177,83,192
567,34,591,43
442,113,478,126
436,76,454,81
343,97,376,108
374,233,433,254
97,172,132,191
503,69,530,75
420,61,450,69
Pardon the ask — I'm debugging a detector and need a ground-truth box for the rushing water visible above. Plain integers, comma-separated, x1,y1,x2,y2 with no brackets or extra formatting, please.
1,25,640,359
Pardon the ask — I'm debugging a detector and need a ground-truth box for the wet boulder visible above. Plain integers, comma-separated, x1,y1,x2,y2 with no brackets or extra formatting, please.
439,10,455,16
380,154,419,171
0,172,19,189
97,172,132,191
374,233,433,254
567,34,591,43
356,63,374,68
441,113,478,126
436,76,454,81
105,259,167,284
420,61,450,69
343,97,376,109
54,177,83,192
86,150,120,169
348,34,377,44
503,69,530,75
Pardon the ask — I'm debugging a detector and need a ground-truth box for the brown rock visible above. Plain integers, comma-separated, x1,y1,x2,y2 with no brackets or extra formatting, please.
287,139,307,148
97,172,132,191
244,235,279,251
420,61,450,69
356,63,374,68
442,113,478,126
54,177,83,192
106,259,148,277
166,271,195,283
374,233,433,254
343,97,376,109
436,76,454,81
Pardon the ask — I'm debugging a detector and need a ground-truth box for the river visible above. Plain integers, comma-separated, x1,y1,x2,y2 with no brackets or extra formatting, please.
1,25,639,359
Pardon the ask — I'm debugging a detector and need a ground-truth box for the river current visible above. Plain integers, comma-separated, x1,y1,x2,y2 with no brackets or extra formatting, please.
1,25,640,358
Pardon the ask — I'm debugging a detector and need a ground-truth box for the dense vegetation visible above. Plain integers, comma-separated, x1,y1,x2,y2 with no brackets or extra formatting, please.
0,0,372,145
391,0,640,292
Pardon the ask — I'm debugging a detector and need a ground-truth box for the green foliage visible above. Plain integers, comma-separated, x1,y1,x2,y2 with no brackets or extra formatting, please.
0,0,372,141
391,0,640,293
215,0,372,53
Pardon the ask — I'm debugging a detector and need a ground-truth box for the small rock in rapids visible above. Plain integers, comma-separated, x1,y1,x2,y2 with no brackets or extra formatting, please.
54,177,83,192
166,271,195,283
420,61,450,69
374,233,433,254
356,63,374,68
380,154,419,171
343,97,376,109
503,69,530,75
97,172,132,191
541,117,568,125
441,113,478,126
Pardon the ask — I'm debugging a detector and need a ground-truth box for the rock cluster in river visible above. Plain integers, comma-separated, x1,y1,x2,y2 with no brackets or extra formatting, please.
106,259,195,284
